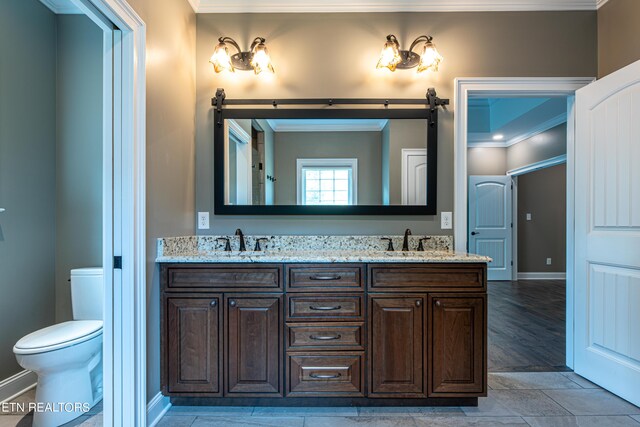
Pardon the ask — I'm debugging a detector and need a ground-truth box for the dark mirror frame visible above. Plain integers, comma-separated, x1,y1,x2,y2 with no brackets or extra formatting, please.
213,88,449,215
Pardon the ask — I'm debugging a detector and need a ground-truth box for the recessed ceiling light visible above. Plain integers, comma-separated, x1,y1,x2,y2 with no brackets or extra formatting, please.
492,134,504,141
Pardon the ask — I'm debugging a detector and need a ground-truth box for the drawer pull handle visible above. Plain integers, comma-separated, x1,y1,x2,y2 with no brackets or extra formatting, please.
210,300,217,307
310,373,342,379
309,305,342,311
309,334,342,341
229,300,237,307
435,300,441,307
309,275,342,281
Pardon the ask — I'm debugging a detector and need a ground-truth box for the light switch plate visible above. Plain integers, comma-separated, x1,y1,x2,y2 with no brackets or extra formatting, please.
197,212,210,230
441,212,452,229
546,258,552,265
526,213,532,221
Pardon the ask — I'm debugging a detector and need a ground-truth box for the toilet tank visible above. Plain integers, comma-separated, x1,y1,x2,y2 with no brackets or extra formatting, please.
71,267,104,320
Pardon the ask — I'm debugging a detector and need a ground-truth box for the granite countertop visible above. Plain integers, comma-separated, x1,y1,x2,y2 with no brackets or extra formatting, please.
156,249,491,264
156,235,491,263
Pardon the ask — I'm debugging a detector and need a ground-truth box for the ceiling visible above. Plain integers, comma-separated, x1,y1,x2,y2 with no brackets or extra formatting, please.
467,97,568,147
41,0,608,14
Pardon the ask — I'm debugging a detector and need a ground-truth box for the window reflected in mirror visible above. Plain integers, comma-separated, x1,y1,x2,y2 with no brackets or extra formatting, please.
223,118,428,206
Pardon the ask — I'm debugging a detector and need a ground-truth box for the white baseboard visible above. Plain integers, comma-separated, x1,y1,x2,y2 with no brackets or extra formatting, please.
147,392,171,427
0,370,37,403
518,272,566,280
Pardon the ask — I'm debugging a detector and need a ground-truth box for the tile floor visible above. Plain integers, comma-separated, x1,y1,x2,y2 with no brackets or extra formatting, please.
1,372,639,426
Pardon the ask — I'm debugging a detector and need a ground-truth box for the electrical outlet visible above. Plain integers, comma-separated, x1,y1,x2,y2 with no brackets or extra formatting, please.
526,213,532,221
546,258,552,265
197,212,210,230
441,212,452,229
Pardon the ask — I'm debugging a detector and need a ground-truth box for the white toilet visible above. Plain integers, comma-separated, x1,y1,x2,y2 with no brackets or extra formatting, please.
14,268,103,427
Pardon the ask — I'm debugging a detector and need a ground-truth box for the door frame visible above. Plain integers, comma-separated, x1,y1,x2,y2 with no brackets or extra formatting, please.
453,77,593,369
71,0,146,425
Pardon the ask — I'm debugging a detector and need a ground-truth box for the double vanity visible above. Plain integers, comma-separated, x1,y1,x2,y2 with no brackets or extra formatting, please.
157,234,490,406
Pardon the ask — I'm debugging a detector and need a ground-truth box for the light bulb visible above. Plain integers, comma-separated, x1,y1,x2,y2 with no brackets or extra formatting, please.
376,39,402,72
417,41,443,73
209,41,234,73
250,42,275,75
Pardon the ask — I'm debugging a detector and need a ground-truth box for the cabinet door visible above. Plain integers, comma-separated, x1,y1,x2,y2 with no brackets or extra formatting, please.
226,295,282,396
369,295,425,397
166,296,221,394
429,295,486,396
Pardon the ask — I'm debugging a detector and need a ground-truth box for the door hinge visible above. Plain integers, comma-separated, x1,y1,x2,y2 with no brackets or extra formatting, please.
511,222,513,228
511,260,513,266
114,256,122,269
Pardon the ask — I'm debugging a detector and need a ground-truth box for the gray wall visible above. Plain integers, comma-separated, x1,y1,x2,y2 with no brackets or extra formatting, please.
195,11,597,235
518,164,566,273
598,0,640,77
507,123,567,171
0,0,57,381
467,123,567,175
55,15,103,322
126,0,197,402
273,131,382,205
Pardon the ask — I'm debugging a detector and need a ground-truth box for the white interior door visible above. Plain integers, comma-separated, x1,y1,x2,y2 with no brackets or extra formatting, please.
468,176,512,281
574,59,640,406
402,148,427,205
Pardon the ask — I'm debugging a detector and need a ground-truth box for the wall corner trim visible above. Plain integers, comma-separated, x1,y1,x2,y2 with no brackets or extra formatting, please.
507,154,567,176
147,392,171,427
0,370,37,404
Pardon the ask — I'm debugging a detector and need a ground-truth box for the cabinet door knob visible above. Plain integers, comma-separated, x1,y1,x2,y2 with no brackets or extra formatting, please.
210,300,217,307
229,300,237,307
435,300,441,307
416,300,422,307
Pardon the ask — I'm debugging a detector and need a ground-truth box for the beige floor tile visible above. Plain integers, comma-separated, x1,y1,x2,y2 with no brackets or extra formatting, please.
488,390,571,416
252,406,358,417
489,373,582,390
522,415,640,426
357,406,463,417
414,416,527,426
169,406,254,416
191,416,304,427
559,373,600,389
543,389,640,416
156,415,196,427
461,395,520,417
303,416,417,427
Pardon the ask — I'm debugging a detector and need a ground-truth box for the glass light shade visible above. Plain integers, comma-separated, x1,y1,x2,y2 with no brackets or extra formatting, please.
376,39,402,71
417,41,443,73
209,41,234,73
250,43,275,75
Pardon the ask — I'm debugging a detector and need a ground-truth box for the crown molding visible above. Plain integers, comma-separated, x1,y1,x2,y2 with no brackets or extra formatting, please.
39,0,83,14
467,111,567,148
596,0,610,8
194,0,598,13
266,119,388,132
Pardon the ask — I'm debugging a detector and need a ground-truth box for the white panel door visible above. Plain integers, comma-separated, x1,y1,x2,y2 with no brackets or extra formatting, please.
402,148,427,205
469,176,512,281
574,59,640,406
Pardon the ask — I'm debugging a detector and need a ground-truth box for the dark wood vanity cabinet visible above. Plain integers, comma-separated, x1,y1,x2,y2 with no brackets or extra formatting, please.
161,262,487,404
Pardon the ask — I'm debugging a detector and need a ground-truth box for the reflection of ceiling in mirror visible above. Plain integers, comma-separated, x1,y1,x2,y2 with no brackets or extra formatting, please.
265,119,389,133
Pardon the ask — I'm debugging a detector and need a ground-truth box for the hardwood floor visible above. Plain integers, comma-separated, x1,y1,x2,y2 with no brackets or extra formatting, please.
488,279,567,372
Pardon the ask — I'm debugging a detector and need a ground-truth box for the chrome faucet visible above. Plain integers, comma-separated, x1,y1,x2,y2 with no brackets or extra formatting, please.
235,228,246,251
402,228,412,251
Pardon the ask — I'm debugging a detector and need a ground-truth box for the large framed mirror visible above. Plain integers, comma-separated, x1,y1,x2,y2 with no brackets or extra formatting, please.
213,89,448,215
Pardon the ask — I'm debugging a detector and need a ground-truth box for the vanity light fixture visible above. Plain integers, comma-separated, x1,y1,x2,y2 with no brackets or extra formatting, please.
210,36,275,75
376,34,443,73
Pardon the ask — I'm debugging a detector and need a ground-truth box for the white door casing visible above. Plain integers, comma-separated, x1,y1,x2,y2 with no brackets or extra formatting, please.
574,60,640,406
401,148,427,205
468,176,513,281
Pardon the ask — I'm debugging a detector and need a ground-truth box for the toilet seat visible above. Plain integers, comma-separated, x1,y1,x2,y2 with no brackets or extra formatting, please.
13,320,103,355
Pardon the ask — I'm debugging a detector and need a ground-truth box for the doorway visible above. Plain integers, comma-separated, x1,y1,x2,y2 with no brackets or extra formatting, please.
454,77,594,374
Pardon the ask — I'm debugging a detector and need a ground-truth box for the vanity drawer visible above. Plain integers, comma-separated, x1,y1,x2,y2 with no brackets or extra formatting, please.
286,264,363,292
287,352,364,396
165,264,282,291
368,264,486,292
287,295,363,321
286,322,364,351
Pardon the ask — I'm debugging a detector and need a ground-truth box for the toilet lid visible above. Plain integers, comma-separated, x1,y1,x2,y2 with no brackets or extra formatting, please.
14,320,103,355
